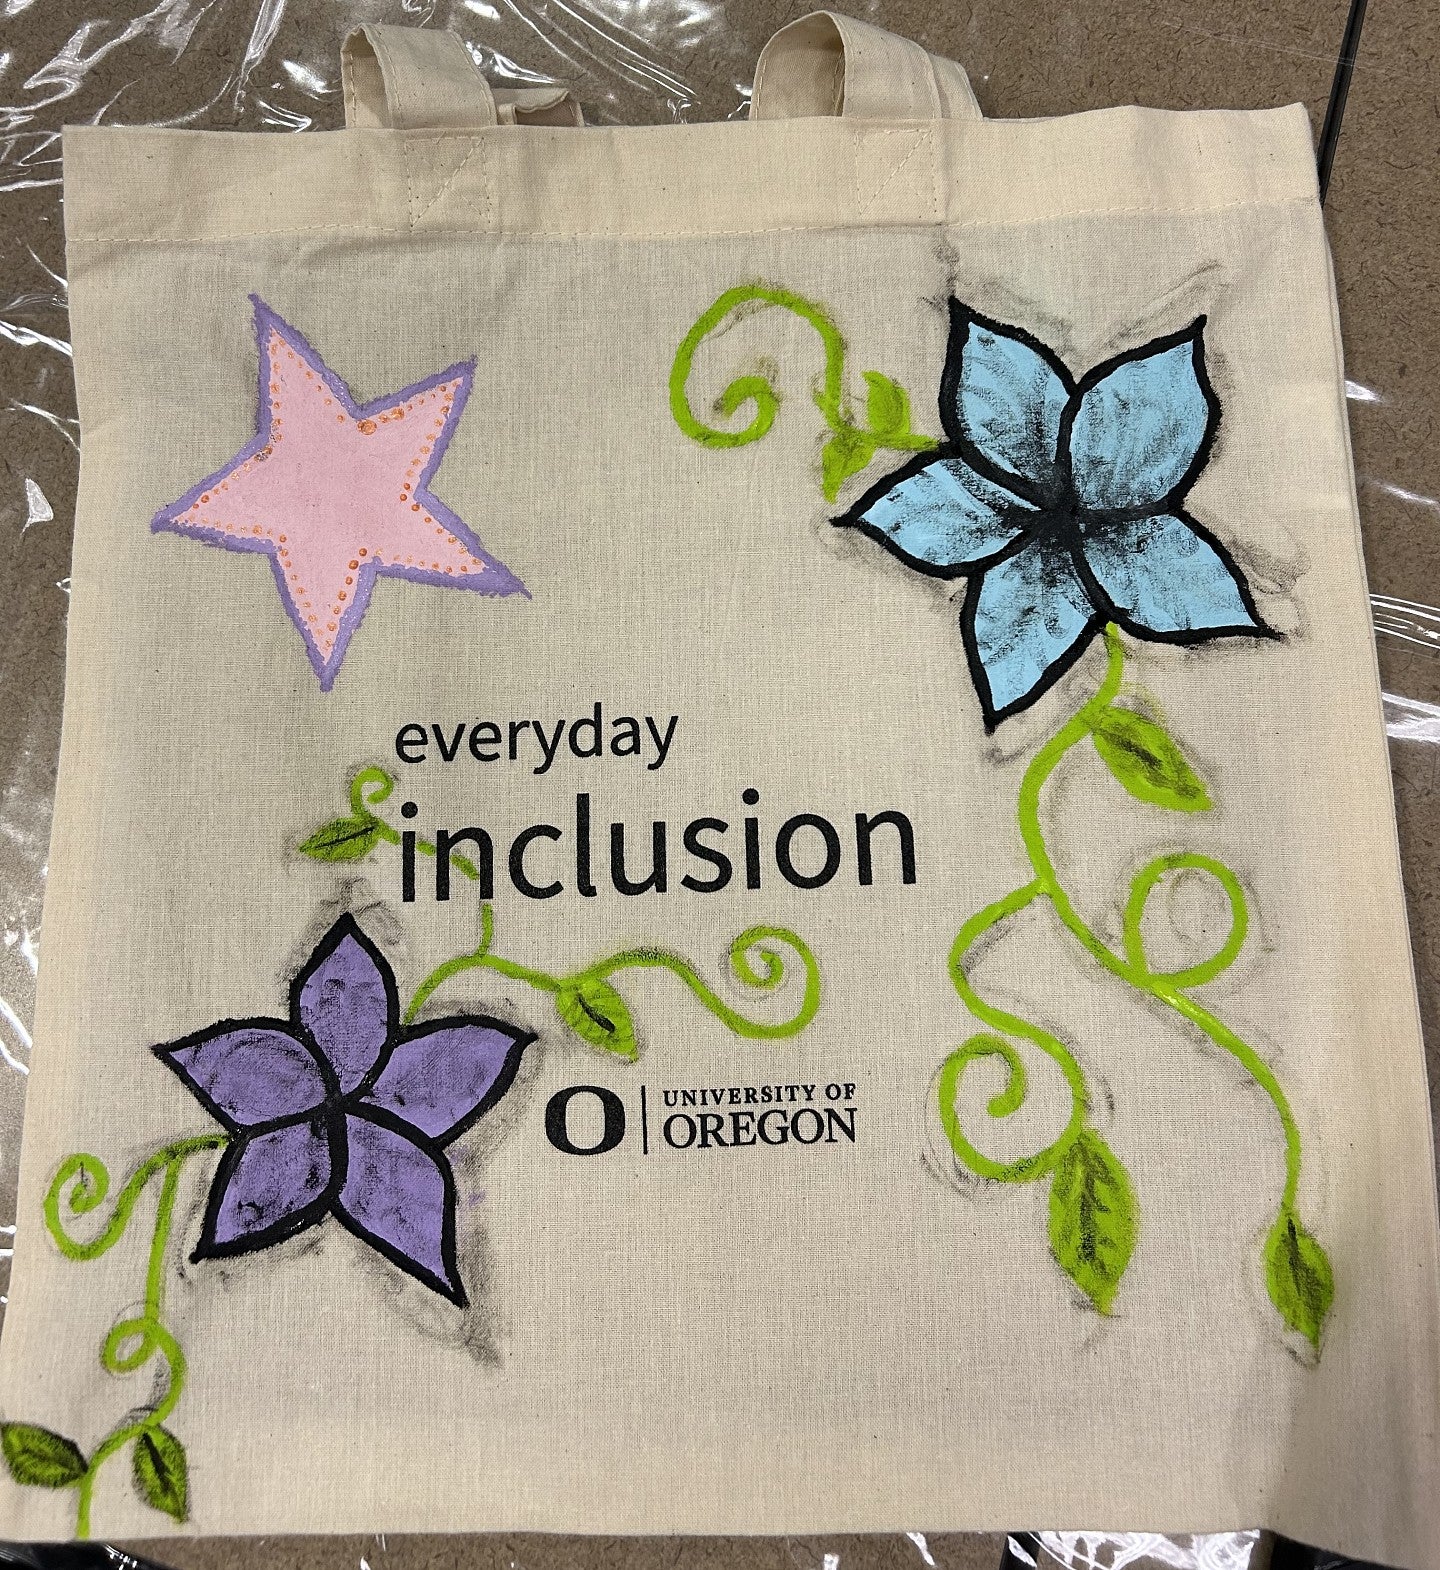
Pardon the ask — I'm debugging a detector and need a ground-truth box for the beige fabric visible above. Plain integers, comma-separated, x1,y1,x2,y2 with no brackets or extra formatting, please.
3,14,1439,1568
750,11,981,122
494,87,585,129
343,27,584,132
61,110,1314,242
342,25,498,130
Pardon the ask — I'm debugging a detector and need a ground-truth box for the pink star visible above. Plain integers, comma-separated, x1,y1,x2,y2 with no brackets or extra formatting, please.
153,296,526,690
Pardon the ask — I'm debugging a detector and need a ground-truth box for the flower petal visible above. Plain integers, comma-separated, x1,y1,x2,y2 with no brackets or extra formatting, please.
155,1025,326,1130
946,304,1071,488
335,1112,462,1303
295,918,396,1094
966,538,1098,724
195,1118,332,1255
1068,325,1215,510
847,455,1032,573
1081,511,1261,635
363,1019,532,1144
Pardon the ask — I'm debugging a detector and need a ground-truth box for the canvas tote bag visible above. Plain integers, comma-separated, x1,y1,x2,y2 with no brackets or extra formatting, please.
3,11,1438,1562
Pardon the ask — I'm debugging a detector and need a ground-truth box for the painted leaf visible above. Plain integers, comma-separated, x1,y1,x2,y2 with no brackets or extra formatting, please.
862,371,912,441
1,1423,87,1488
1091,706,1211,812
299,813,381,863
820,428,876,502
133,1427,188,1522
1265,1208,1334,1351
1048,1129,1137,1315
556,976,637,1061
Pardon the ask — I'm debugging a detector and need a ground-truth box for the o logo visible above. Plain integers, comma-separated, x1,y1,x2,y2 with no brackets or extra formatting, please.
544,1084,626,1156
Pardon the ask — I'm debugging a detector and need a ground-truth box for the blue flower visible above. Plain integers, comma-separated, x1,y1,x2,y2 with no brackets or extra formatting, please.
836,302,1272,728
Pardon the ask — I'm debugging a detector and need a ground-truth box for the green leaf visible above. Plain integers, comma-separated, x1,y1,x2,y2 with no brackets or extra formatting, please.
1264,1208,1334,1352
1091,706,1212,813
133,1427,188,1521
820,428,877,502
861,370,912,441
299,813,382,863
1048,1129,1138,1315
1,1423,87,1488
556,975,638,1061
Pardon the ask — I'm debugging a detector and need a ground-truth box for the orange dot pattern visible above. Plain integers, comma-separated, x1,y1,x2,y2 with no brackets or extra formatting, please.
163,327,493,667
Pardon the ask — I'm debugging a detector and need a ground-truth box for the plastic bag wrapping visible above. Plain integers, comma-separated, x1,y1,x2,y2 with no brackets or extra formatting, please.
0,1534,1265,1570
0,2,1431,1565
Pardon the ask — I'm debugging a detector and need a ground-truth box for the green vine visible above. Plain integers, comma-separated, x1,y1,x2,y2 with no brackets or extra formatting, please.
405,900,820,1059
940,624,1333,1351
2,1135,227,1534
302,766,822,1061
8,764,819,1537
669,284,937,501
298,764,480,880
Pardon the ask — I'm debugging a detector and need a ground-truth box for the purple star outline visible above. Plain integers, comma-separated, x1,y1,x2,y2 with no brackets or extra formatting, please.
151,296,527,690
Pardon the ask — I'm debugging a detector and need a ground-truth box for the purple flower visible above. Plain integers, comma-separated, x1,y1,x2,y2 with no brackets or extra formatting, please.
155,916,533,1305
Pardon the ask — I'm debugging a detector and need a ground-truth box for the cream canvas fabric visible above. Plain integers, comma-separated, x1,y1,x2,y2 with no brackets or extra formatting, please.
3,13,1438,1563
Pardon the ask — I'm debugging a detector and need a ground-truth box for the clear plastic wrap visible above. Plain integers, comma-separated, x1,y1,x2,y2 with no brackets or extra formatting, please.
0,2,1427,1565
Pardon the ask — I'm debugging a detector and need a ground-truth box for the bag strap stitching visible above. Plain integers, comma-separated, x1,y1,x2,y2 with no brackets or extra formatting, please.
922,49,945,121
406,137,488,227
403,141,419,229
858,127,932,217
827,49,845,116
931,122,942,225
370,28,404,127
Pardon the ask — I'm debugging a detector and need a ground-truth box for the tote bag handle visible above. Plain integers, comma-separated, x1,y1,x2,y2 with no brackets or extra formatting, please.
340,14,970,129
341,24,584,130
749,10,982,122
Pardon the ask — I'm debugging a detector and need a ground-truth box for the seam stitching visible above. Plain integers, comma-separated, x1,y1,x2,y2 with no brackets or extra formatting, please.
403,142,418,228
932,120,942,223
68,191,1318,246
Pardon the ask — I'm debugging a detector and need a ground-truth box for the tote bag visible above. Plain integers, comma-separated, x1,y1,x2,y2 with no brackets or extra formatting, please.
3,13,1438,1563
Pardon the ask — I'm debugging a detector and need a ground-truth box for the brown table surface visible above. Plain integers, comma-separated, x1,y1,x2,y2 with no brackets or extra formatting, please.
0,2,1432,1566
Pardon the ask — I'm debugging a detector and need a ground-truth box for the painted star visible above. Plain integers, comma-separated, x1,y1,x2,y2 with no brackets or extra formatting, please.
153,296,525,690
